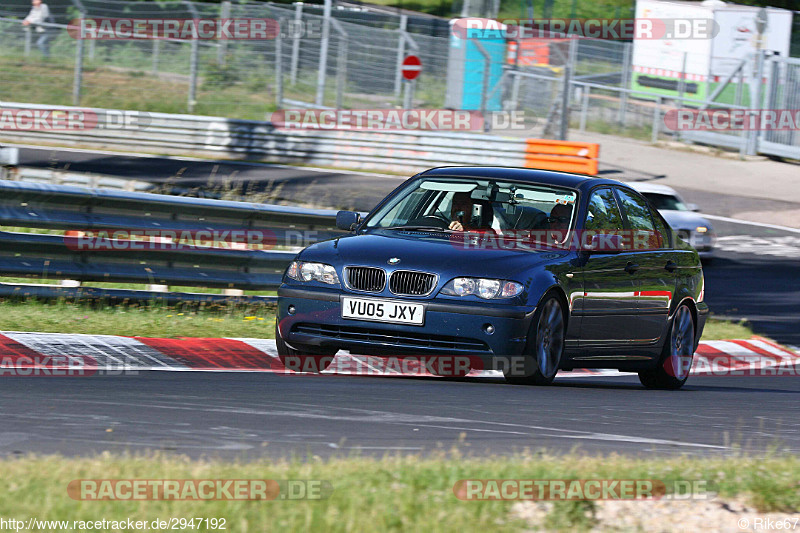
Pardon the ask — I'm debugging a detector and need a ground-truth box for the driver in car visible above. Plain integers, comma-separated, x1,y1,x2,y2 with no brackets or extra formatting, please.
548,202,573,244
447,192,495,232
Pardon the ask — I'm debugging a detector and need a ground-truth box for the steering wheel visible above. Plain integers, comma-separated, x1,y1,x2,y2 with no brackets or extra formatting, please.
407,214,451,229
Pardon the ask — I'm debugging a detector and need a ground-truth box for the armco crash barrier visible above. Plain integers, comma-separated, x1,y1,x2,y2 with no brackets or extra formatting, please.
0,102,599,175
525,139,600,175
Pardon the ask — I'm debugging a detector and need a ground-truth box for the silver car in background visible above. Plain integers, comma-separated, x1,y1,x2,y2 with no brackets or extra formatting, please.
629,182,716,260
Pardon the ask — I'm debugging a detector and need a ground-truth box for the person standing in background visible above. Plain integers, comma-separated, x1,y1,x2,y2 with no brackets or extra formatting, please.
22,0,52,58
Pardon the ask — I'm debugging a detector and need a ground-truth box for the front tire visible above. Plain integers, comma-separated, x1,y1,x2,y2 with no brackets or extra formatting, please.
638,304,695,390
504,294,565,385
275,322,336,373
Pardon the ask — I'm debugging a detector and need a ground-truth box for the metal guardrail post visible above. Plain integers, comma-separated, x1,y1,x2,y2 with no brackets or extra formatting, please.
289,2,303,85
72,36,85,106
315,0,332,106
394,15,408,98
218,1,231,65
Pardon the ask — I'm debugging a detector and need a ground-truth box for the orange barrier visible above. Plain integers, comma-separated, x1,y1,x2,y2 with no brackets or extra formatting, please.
523,139,600,175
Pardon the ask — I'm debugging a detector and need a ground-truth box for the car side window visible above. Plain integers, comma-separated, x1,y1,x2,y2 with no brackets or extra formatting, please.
584,188,624,232
615,188,659,250
649,206,672,249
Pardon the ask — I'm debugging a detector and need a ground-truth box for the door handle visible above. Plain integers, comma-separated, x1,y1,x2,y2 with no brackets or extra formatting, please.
665,261,678,273
624,262,640,274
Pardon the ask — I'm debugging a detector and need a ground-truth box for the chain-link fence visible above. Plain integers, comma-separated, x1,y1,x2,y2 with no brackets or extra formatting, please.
0,0,454,119
1,0,797,159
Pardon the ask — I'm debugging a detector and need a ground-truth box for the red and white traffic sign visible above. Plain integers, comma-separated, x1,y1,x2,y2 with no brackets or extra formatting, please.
401,55,422,81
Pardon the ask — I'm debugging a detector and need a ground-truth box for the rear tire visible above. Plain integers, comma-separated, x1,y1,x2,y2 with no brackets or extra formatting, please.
638,304,695,390
504,294,565,386
275,322,336,373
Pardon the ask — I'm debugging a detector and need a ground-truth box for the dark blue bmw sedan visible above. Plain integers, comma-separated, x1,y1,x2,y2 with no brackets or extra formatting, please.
276,167,708,389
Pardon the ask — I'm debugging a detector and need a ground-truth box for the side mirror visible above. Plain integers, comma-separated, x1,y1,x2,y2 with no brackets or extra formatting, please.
686,203,700,212
583,233,624,253
336,210,361,231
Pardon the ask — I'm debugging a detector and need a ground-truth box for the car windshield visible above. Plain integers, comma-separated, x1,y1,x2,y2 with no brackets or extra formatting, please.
364,177,578,239
642,192,688,211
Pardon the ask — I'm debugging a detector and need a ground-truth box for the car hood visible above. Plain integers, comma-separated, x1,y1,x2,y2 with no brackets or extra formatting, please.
659,210,713,231
299,230,570,279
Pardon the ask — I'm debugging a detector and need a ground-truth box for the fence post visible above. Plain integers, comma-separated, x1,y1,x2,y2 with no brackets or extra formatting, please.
510,71,521,110
276,29,283,107
188,37,199,112
332,21,348,110
677,51,687,102
72,36,84,106
24,26,32,57
218,1,231,65
558,38,576,141
394,15,408,98
579,86,590,132
651,96,661,144
617,42,631,125
152,39,160,75
315,0,332,106
745,50,765,156
289,2,303,84
183,1,200,113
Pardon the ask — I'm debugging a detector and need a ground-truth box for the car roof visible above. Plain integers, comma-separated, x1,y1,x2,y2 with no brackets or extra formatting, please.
420,166,624,192
626,181,679,195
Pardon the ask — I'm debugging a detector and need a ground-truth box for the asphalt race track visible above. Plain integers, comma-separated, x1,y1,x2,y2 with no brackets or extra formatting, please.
0,372,798,459
2,146,798,460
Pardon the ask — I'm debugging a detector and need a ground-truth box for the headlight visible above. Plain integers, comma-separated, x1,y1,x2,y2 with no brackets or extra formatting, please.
695,226,709,234
286,261,340,285
441,277,523,299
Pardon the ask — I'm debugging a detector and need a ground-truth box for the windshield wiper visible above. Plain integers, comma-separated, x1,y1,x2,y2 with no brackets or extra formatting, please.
375,225,452,232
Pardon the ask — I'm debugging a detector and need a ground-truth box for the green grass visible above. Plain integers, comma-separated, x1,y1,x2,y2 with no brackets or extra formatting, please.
702,318,756,341
0,452,797,532
0,300,275,338
0,298,759,344
0,56,277,120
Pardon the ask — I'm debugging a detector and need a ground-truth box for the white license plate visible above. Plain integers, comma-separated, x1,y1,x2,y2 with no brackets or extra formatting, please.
341,297,425,326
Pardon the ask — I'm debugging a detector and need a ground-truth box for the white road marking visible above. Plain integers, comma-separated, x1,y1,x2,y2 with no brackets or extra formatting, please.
701,214,800,234
715,235,800,258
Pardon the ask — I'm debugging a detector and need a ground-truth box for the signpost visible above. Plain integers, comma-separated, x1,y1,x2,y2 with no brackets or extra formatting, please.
401,55,421,109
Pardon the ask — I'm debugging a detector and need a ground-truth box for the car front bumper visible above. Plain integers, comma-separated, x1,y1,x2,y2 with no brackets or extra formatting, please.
277,286,535,364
